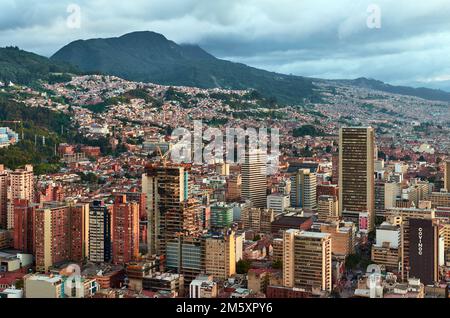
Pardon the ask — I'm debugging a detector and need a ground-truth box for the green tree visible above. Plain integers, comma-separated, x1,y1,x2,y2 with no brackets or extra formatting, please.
236,260,252,274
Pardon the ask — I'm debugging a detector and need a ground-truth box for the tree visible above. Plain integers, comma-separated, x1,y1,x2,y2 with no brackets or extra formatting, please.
236,260,252,274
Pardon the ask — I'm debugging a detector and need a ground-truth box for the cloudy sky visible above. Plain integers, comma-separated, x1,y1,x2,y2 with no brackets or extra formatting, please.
2,0,450,90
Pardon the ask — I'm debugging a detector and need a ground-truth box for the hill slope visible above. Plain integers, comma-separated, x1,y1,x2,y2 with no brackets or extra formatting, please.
333,77,450,102
51,31,317,104
0,46,78,85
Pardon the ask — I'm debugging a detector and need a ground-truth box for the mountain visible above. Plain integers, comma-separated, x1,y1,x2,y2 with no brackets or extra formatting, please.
330,77,450,102
0,46,78,85
51,31,317,104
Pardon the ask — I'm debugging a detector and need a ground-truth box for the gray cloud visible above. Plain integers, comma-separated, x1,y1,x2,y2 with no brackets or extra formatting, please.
1,0,450,90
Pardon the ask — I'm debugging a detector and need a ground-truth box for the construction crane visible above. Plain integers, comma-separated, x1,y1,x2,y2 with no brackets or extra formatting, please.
156,145,171,166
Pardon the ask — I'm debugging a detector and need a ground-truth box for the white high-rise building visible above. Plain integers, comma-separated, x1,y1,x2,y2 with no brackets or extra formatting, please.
290,169,317,211
241,149,267,208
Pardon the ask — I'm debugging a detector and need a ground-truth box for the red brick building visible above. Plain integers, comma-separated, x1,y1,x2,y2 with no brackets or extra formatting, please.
112,195,140,264
13,199,35,253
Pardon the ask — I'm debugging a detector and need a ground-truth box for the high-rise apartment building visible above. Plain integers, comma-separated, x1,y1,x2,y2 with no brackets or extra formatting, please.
13,199,35,253
0,165,8,229
241,149,267,208
68,202,89,263
89,200,112,263
204,231,236,280
339,127,375,231
112,195,140,264
34,203,71,272
283,230,332,293
290,169,317,211
7,165,34,229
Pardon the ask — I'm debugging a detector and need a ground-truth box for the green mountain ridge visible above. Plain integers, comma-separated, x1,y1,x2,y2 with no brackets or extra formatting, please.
51,31,317,104
0,46,79,85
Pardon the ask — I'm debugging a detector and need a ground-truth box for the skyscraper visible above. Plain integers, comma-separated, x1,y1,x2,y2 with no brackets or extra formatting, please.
241,149,267,208
7,165,34,229
444,160,450,192
142,164,200,256
283,230,332,293
290,169,317,211
339,127,375,231
112,195,140,264
89,200,112,263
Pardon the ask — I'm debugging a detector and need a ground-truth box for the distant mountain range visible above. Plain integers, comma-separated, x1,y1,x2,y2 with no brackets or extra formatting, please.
51,31,317,104
329,77,450,103
1,31,450,104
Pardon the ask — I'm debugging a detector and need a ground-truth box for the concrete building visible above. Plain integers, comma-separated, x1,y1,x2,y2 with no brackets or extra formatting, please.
210,202,234,229
317,195,339,222
142,164,200,256
189,275,218,298
339,127,375,231
241,207,274,234
371,221,401,273
444,161,450,192
142,273,184,297
205,231,236,280
7,165,34,229
267,193,290,214
24,274,63,298
89,200,112,263
34,203,71,272
386,207,436,281
290,169,317,211
283,230,332,293
226,174,241,202
241,149,267,208
319,221,355,258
